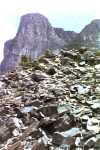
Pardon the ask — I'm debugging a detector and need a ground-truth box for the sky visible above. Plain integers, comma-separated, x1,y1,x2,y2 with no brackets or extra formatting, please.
0,0,100,62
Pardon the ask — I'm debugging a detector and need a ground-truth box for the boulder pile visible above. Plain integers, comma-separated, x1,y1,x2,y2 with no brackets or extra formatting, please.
0,48,100,150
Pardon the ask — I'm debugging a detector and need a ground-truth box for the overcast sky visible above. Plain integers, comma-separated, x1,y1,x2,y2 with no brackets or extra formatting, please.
0,0,100,62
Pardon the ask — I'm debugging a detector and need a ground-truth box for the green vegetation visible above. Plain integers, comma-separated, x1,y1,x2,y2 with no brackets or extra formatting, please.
44,49,55,58
20,55,43,70
20,55,33,68
31,60,42,70
95,51,100,56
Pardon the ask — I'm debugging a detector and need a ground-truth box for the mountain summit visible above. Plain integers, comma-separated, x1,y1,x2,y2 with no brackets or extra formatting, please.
68,19,100,49
0,13,65,72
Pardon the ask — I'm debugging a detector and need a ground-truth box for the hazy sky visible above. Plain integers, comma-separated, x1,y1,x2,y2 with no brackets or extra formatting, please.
0,0,100,62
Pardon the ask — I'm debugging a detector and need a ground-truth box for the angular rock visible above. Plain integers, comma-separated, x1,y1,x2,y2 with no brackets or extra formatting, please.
52,128,81,146
31,72,48,82
38,105,58,117
0,125,11,143
61,50,79,60
84,137,97,149
46,67,56,75
32,142,48,150
7,140,23,150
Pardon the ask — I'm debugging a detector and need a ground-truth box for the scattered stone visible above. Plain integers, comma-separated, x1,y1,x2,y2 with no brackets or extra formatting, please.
31,71,48,82
84,137,97,149
53,128,80,146
21,106,33,113
38,105,58,117
0,48,100,149
61,50,79,60
32,142,48,150
70,84,90,94
7,140,23,150
47,67,56,75
79,47,87,54
0,125,11,143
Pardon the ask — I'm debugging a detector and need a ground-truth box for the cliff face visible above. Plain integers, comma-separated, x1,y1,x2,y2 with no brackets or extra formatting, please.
54,28,77,45
0,13,65,72
68,19,100,49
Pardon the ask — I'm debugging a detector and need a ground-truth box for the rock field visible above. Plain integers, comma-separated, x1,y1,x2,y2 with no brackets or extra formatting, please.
0,48,100,150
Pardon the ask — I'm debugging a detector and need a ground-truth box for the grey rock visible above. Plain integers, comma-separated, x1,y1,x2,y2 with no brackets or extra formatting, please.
38,105,58,117
31,71,48,82
91,103,100,112
21,106,33,113
52,128,80,146
32,142,48,150
46,67,56,75
30,100,42,107
61,49,79,60
39,117,57,133
54,115,73,132
0,125,11,143
84,137,97,149
52,132,64,145
94,136,100,149
0,117,16,143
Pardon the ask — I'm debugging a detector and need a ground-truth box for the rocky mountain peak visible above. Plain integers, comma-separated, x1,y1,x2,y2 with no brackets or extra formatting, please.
68,19,100,49
81,19,100,34
91,19,100,24
0,13,65,72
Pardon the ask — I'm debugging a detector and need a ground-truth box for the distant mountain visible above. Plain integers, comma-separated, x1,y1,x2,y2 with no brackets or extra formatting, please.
54,28,77,45
0,13,65,72
68,19,100,49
